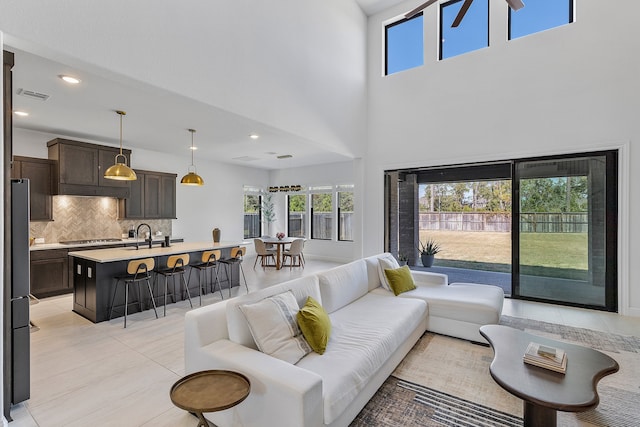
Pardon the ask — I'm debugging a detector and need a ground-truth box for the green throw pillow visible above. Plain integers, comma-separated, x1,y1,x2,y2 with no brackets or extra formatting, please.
384,265,416,296
297,296,331,354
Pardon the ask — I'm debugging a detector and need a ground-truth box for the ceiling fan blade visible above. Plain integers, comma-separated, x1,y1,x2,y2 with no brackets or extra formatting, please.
506,0,525,11
451,0,474,27
405,0,439,20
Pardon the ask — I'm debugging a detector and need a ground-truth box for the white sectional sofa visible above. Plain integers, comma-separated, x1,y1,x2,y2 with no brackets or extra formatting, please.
184,253,504,427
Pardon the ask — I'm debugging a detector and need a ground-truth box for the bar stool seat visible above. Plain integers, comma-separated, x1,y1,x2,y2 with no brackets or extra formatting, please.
219,247,249,297
109,258,158,328
188,249,224,300
156,253,195,316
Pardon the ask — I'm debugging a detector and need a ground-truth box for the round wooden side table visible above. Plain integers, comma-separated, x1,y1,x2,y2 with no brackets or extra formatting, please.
170,370,251,427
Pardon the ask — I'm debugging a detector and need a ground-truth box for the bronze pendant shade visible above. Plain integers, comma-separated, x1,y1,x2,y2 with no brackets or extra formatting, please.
180,129,204,186
104,110,137,181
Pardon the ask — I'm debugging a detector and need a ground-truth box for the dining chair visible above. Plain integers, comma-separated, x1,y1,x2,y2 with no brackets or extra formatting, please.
253,239,276,269
282,238,305,269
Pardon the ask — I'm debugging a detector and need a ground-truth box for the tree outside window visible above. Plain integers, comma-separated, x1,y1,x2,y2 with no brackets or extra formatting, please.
244,194,261,238
288,194,306,237
338,190,354,241
311,193,333,240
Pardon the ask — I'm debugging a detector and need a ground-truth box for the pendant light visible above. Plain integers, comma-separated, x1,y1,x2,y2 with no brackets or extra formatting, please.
180,129,204,186
104,110,137,181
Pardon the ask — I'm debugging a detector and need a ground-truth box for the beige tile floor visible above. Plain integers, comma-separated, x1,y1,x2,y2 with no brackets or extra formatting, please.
9,257,640,426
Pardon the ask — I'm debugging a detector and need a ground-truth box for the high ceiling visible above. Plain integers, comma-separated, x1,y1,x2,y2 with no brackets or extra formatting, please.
9,47,353,170
356,0,406,16
8,1,405,169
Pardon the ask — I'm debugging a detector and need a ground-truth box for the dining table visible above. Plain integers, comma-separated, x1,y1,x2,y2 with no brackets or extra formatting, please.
260,237,297,270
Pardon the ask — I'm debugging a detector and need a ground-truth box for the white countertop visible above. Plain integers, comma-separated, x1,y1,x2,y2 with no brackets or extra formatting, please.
30,237,183,251
68,241,244,263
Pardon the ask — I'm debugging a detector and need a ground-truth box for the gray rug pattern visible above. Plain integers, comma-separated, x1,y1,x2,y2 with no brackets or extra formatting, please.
351,316,640,426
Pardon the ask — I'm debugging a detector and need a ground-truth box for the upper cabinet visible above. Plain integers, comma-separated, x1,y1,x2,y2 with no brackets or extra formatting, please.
47,138,131,198
11,156,55,221
119,169,176,219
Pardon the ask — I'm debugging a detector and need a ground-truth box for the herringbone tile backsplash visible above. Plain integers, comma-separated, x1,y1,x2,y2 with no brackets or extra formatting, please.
29,196,172,243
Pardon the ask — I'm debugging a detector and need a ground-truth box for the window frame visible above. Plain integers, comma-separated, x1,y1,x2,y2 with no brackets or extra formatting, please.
439,0,490,61
243,190,262,239
310,189,334,241
287,193,307,238
337,186,354,242
385,12,424,76
508,0,574,41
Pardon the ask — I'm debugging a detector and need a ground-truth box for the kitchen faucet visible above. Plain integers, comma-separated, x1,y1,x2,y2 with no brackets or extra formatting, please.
136,223,153,249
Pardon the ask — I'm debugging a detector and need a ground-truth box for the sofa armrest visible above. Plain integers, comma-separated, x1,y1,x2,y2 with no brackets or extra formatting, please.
184,300,229,351
411,270,448,286
187,339,324,427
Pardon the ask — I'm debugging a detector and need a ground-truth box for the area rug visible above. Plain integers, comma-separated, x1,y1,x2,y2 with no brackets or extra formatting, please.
350,316,640,426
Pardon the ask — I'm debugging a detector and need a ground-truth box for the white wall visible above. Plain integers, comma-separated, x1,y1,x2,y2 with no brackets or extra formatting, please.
12,128,269,243
269,161,361,261
365,0,640,315
0,0,367,160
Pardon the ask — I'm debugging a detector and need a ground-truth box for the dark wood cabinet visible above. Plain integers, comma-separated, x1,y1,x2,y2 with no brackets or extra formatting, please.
144,173,162,218
160,174,177,219
119,169,177,219
11,156,54,221
30,249,70,298
72,257,97,314
47,138,131,198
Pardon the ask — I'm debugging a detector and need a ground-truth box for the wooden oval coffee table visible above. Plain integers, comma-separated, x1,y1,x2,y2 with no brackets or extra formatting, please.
480,325,619,427
170,370,251,427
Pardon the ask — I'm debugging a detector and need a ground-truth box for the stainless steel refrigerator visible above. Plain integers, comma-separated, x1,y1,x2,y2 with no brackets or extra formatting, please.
8,179,30,404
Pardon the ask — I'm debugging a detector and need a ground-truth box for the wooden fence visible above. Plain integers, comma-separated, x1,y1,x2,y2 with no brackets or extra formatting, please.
419,212,588,233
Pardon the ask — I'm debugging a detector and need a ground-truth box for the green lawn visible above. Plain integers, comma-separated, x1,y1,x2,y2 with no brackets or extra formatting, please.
418,230,588,272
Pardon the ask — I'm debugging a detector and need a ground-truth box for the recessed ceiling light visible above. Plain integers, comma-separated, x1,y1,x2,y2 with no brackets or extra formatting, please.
277,154,293,159
59,75,81,84
14,111,29,117
249,133,260,140
189,146,198,150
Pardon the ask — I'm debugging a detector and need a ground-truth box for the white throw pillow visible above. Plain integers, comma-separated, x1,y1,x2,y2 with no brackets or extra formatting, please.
377,254,400,291
239,291,312,364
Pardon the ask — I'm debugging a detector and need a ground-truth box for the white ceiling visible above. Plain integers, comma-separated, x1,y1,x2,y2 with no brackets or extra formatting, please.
356,0,407,16
9,47,353,170
8,1,406,170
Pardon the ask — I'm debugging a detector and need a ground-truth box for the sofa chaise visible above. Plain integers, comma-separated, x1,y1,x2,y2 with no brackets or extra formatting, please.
184,253,504,427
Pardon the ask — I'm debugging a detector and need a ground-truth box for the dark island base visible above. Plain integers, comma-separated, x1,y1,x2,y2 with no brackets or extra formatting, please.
71,249,239,323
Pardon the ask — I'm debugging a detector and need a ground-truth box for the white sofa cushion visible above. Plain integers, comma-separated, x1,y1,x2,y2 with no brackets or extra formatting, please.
227,275,321,348
296,292,427,424
395,283,504,325
239,291,312,364
317,260,369,313
363,254,385,291
376,253,400,291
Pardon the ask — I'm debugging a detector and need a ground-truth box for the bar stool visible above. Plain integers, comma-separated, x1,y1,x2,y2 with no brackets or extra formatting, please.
156,254,194,316
188,249,224,300
219,247,249,297
109,258,158,328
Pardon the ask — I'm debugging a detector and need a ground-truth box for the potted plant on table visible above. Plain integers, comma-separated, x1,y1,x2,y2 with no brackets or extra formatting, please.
397,253,409,266
418,238,441,268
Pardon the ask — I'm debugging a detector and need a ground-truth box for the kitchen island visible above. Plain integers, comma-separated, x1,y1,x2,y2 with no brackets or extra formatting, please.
68,241,244,323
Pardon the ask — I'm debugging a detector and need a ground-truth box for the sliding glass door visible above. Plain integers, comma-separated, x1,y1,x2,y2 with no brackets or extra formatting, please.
513,152,617,311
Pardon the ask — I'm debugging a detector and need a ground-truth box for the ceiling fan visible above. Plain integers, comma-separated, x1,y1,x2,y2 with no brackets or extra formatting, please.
405,0,524,27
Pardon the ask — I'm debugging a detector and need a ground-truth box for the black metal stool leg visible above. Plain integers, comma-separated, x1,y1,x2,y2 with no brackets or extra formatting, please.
146,277,159,319
109,279,121,321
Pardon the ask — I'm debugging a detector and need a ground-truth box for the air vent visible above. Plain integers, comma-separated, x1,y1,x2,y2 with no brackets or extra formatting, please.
232,156,260,162
16,88,50,101
277,154,293,159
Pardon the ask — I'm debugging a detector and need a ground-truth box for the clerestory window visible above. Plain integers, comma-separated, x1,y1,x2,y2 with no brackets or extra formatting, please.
509,0,574,40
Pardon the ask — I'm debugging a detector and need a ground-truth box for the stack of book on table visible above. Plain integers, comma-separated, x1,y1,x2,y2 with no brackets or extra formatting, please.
523,342,567,374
